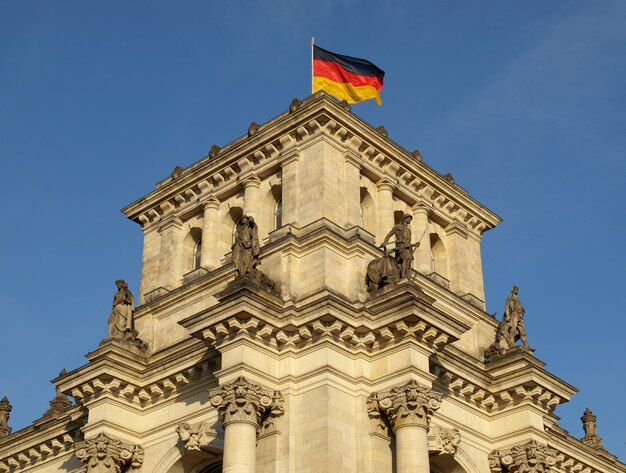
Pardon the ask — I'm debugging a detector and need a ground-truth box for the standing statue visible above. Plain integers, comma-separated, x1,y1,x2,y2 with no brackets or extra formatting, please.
105,280,148,351
232,215,260,278
484,286,534,361
366,214,420,291
108,279,135,338
230,215,279,295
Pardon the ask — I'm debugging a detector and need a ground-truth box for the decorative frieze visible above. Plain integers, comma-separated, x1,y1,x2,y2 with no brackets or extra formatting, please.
201,314,450,354
209,377,284,432
489,440,557,473
74,433,143,473
367,381,442,431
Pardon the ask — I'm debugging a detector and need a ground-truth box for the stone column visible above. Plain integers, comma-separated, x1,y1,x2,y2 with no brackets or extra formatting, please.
201,196,221,270
368,381,441,473
412,203,432,274
243,175,262,220
210,377,284,473
376,179,395,246
157,215,184,290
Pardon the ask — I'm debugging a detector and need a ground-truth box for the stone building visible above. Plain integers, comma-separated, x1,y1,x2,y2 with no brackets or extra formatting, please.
0,92,623,473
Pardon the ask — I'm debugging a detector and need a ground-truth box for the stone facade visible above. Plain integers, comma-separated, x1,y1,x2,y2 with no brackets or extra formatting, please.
0,92,623,473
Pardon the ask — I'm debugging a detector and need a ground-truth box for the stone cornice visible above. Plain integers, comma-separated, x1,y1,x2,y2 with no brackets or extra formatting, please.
431,348,575,415
121,93,500,236
0,408,83,473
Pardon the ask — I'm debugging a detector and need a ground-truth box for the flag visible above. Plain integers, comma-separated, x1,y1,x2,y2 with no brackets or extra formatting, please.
313,45,385,106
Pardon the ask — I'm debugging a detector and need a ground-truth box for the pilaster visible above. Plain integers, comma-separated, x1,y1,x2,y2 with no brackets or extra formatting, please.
157,215,184,291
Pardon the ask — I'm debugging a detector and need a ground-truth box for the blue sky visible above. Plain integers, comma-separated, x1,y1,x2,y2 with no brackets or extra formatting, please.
1,0,624,459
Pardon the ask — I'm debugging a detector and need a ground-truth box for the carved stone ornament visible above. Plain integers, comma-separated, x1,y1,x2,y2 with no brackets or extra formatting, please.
209,377,284,432
209,144,221,158
367,380,442,431
44,385,72,417
74,433,144,473
0,396,12,437
177,421,214,452
375,125,389,138
338,99,351,112
170,165,183,179
442,173,456,185
289,98,302,112
247,122,260,137
428,426,461,455
581,408,605,450
488,440,557,473
410,149,423,161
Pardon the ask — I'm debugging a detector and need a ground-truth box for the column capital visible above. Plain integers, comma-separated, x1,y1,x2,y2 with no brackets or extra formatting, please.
412,201,432,215
368,381,441,432
74,433,144,473
200,195,220,210
488,440,557,473
242,174,261,189
377,178,395,193
209,376,284,431
158,214,183,231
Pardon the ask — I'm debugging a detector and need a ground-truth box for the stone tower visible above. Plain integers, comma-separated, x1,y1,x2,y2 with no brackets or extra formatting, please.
0,93,623,473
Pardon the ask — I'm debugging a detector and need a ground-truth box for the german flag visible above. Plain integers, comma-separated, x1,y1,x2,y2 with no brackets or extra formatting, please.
313,45,385,106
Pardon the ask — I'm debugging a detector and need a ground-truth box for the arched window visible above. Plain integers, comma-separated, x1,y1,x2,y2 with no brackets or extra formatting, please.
199,461,223,473
274,198,283,229
193,239,202,270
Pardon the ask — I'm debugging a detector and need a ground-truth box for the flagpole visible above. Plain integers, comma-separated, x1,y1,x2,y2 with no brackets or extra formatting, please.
311,36,315,94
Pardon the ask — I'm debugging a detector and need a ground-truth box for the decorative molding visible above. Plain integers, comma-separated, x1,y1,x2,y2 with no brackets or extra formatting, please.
201,314,450,354
489,440,557,473
428,426,460,455
0,433,76,472
177,421,215,452
209,377,284,432
74,433,143,473
368,380,442,431
69,360,214,407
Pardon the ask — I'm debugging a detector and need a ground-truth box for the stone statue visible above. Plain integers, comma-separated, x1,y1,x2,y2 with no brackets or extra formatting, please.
366,214,420,291
108,279,135,338
484,286,534,361
0,396,12,437
232,215,260,278
229,215,279,295
104,280,148,352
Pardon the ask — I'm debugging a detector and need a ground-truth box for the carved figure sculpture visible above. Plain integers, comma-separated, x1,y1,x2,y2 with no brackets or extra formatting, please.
108,280,135,338
232,215,260,278
0,396,12,437
105,280,148,351
484,286,534,361
366,214,420,291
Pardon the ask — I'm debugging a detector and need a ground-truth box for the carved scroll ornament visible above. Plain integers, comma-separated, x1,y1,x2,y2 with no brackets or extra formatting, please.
74,433,143,473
